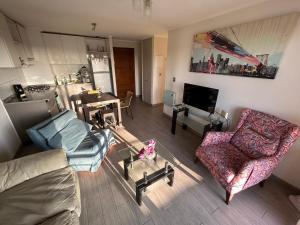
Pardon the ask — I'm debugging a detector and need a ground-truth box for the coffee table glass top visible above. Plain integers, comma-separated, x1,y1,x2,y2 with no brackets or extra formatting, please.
117,140,179,183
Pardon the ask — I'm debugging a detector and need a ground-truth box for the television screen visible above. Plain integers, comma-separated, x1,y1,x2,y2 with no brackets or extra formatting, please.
183,83,219,113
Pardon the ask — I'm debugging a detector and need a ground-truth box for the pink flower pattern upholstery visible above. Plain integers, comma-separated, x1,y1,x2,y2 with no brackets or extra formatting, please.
231,127,280,158
196,143,250,187
195,108,300,197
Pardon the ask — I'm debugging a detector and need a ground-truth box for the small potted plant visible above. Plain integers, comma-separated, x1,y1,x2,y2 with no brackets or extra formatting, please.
138,139,156,160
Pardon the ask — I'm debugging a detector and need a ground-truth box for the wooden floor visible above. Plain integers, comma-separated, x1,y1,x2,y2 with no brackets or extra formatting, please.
78,98,300,225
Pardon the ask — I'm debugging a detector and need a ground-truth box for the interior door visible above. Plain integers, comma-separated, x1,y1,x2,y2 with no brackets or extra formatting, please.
153,55,166,104
113,47,135,98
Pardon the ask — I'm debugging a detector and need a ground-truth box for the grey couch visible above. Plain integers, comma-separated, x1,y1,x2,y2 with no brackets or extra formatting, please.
27,110,115,172
0,150,81,225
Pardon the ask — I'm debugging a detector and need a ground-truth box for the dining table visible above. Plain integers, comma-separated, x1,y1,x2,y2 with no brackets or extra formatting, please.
80,92,122,127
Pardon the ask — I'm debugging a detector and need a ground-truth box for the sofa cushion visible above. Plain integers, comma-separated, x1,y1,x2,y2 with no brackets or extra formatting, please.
0,150,68,193
38,110,78,141
0,167,80,225
26,110,76,149
48,118,92,152
38,211,80,225
196,143,250,186
231,127,280,158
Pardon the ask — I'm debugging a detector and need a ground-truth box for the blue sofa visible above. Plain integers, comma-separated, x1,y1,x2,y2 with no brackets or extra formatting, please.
27,110,115,172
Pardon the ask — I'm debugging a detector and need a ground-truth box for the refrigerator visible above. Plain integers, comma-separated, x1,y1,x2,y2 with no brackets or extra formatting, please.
88,54,114,93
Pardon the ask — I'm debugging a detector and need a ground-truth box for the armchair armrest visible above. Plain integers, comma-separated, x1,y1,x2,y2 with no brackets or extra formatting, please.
230,156,278,194
0,149,68,193
201,131,235,147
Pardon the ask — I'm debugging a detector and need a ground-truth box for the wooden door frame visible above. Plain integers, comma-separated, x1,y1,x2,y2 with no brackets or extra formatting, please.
113,47,136,97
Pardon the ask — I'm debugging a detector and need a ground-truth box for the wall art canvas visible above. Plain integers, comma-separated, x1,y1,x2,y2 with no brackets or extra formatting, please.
190,13,299,79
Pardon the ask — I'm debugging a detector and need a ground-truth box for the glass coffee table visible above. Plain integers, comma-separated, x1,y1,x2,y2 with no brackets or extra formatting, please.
117,140,179,205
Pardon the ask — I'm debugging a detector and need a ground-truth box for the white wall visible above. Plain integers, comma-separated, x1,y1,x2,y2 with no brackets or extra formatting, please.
164,0,300,188
113,39,142,96
0,99,21,161
22,28,55,85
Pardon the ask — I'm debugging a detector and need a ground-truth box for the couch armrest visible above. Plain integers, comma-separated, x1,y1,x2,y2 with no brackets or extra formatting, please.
201,131,235,147
0,149,68,193
230,156,278,194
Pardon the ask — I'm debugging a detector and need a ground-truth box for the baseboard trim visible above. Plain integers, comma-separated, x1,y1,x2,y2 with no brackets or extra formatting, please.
152,103,163,107
271,175,300,193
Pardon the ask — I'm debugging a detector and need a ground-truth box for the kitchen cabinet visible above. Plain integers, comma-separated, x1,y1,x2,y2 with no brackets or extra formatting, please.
6,19,22,43
61,35,80,64
43,33,66,64
76,37,88,64
17,25,34,60
43,33,87,65
0,13,21,68
0,13,34,67
4,86,61,143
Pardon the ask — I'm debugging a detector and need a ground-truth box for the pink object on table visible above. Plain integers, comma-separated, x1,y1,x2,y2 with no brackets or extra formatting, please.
138,139,156,159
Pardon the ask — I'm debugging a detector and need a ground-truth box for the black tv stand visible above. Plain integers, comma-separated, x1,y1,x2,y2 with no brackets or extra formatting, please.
171,105,187,134
171,105,223,137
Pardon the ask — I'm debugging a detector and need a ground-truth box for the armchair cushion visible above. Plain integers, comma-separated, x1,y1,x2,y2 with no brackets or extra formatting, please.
201,131,235,147
231,127,280,158
196,143,250,187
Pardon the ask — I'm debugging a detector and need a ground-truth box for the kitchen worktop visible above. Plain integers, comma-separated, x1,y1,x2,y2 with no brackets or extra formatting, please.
4,86,57,103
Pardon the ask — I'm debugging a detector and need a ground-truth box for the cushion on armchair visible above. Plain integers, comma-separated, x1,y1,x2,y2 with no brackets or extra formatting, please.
231,127,280,158
196,143,250,186
230,110,292,158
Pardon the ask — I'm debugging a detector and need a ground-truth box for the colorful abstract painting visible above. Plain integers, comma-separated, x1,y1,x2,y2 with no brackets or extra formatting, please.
190,13,299,79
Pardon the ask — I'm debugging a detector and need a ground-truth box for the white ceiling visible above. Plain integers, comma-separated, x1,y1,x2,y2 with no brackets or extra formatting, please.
0,0,276,39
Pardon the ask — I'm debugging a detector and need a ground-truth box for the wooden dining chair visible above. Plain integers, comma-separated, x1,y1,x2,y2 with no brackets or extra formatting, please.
120,91,134,119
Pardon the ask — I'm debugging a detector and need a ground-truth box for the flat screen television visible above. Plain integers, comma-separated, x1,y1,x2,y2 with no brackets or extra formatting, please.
183,83,219,113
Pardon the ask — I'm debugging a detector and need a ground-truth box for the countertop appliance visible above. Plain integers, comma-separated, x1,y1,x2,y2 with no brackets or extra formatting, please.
13,84,27,101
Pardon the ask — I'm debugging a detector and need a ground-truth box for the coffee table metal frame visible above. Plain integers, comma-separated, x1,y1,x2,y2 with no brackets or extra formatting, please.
123,153,175,205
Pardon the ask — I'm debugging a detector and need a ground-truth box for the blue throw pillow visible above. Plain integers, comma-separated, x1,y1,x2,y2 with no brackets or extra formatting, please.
38,110,77,141
48,118,92,152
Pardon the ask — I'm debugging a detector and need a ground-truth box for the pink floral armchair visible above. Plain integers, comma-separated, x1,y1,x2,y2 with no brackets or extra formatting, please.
195,108,300,204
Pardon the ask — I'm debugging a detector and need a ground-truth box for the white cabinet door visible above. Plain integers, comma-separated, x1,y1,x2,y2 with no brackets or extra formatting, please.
76,37,87,64
61,35,87,64
0,13,21,67
17,25,34,60
61,35,81,64
0,31,14,67
43,33,66,64
6,19,21,43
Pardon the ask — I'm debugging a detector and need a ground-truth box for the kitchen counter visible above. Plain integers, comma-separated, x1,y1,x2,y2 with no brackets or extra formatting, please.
3,86,57,103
